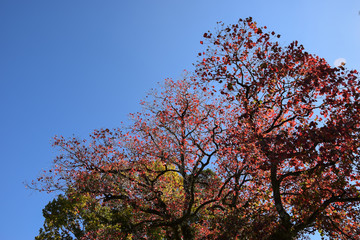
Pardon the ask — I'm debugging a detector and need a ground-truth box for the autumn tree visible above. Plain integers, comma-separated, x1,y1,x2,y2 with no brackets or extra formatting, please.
33,18,360,240
34,78,250,239
196,17,360,239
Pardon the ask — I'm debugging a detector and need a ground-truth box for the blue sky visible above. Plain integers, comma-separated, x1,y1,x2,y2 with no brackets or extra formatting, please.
1,1,359,239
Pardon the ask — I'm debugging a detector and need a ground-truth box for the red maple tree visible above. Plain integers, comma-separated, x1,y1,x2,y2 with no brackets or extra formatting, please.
34,18,360,239
36,78,245,239
196,17,360,239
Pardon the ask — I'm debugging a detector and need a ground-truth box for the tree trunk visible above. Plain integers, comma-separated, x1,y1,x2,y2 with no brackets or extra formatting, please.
181,224,194,240
268,227,296,240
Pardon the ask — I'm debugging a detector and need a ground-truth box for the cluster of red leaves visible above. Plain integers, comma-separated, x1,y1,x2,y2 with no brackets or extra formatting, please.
36,79,243,239
196,17,360,239
34,18,360,240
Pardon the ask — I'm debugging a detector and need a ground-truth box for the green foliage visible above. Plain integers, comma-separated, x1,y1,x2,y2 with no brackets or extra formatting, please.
35,190,132,240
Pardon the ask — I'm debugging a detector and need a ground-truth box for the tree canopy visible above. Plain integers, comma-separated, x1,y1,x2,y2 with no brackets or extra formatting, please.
35,189,134,240
34,17,360,239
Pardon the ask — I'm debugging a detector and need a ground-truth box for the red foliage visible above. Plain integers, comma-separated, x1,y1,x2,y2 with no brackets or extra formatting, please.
35,18,360,239
196,17,360,239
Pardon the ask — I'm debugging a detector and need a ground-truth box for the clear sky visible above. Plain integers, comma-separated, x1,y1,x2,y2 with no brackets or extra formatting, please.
1,1,359,239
